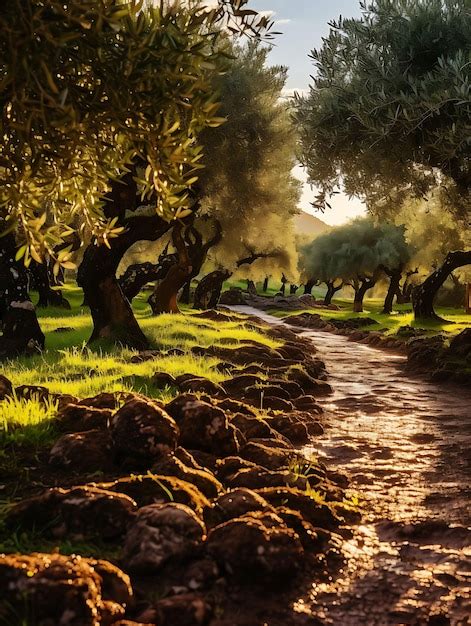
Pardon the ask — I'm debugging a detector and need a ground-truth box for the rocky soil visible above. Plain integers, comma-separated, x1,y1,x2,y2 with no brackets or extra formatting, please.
0,311,358,626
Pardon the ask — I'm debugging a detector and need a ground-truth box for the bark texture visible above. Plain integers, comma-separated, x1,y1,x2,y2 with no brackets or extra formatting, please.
194,270,232,310
324,280,343,305
0,232,45,357
380,265,403,315
77,173,172,348
148,223,192,315
412,250,471,320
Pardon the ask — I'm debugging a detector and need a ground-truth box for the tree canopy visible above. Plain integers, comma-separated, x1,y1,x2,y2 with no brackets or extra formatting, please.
295,0,471,222
0,0,272,266
197,43,301,280
301,218,411,284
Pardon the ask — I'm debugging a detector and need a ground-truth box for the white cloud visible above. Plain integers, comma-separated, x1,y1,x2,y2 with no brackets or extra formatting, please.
275,18,291,25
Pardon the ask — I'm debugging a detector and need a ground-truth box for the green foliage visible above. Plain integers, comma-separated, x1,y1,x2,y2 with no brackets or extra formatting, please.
301,217,411,283
295,0,471,221
0,0,272,263
198,43,301,280
396,192,465,271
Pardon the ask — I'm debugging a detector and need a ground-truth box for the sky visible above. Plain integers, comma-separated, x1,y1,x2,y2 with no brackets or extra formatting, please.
251,0,367,226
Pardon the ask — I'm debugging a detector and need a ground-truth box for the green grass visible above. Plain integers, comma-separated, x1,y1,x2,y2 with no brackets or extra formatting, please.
1,285,280,433
269,296,471,338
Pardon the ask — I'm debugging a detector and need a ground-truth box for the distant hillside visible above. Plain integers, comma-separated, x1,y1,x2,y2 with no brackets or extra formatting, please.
294,211,329,239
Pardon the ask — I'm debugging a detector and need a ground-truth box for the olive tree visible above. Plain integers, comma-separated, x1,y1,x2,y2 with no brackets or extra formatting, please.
295,0,470,320
301,218,411,312
0,0,272,353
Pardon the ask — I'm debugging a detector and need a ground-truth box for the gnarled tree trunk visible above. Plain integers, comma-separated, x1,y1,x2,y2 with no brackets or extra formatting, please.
412,250,471,320
352,271,380,313
77,173,173,348
247,279,257,295
0,232,45,357
324,279,343,305
381,265,402,315
118,246,177,302
194,270,232,310
280,274,287,295
304,278,317,295
179,218,222,305
148,222,192,315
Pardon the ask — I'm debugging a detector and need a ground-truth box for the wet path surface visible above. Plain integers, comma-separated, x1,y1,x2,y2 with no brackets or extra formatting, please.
233,307,471,625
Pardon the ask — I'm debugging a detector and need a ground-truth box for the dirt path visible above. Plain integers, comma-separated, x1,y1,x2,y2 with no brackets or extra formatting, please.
234,307,471,625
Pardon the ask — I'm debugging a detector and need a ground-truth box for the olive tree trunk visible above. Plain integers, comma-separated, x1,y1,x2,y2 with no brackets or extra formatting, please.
381,265,402,315
148,222,192,315
0,233,45,357
324,280,343,305
78,214,172,348
412,250,471,320
194,270,232,310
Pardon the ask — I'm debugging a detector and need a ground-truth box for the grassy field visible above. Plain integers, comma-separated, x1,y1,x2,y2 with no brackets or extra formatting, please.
1,284,278,436
226,278,470,337
269,298,470,337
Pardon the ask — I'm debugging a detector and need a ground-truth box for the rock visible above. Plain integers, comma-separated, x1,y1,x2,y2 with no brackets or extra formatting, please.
206,511,304,582
100,474,209,517
289,411,325,435
49,429,114,472
111,397,179,467
186,449,219,472
15,384,50,402
0,374,13,400
293,395,323,413
268,415,310,445
123,503,206,573
220,374,265,396
165,393,200,423
265,378,304,399
181,558,219,591
0,553,132,626
448,328,471,358
78,392,122,409
230,413,278,440
219,288,247,305
56,404,113,432
275,507,322,551
152,454,223,499
152,593,212,626
227,466,309,491
289,367,333,395
215,456,259,482
239,441,293,470
245,384,292,402
256,487,341,531
216,398,257,417
152,372,178,389
205,488,274,527
7,486,136,541
177,400,241,456
178,376,226,396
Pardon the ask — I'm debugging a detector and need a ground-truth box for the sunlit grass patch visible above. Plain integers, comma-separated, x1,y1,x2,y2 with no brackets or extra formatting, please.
271,297,471,338
0,395,58,450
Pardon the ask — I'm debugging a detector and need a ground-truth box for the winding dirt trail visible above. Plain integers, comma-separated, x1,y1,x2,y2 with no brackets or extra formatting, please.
234,307,471,625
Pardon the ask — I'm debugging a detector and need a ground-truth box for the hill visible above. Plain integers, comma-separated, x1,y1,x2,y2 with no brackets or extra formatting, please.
294,211,329,239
